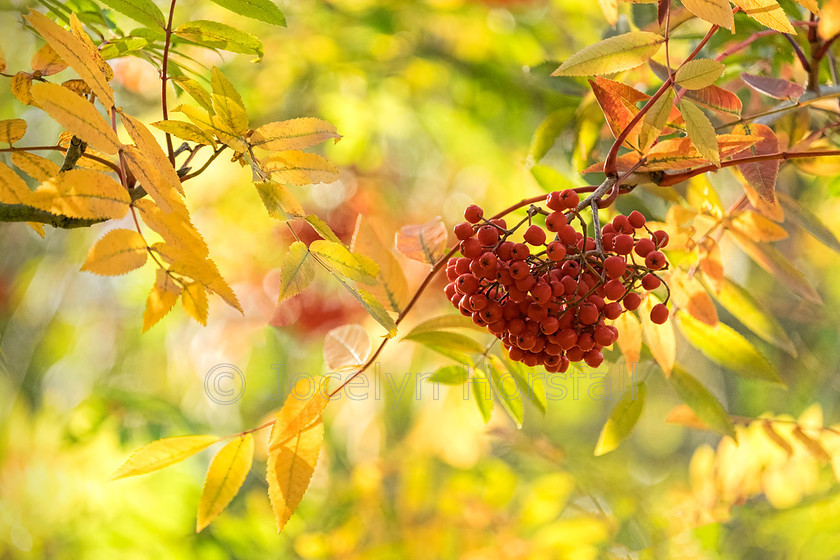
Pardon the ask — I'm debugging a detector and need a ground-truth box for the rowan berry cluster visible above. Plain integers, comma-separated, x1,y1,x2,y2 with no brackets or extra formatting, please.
445,189,670,372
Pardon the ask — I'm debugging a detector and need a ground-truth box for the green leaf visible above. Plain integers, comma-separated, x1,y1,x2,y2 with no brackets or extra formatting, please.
528,109,573,163
677,311,785,385
99,0,165,28
488,355,524,428
777,192,840,254
404,314,488,338
428,364,469,385
594,383,646,456
208,0,286,26
552,32,665,77
174,20,264,62
679,100,719,166
310,239,378,285
669,364,736,438
277,241,315,302
402,330,485,356
332,274,397,337
708,276,797,356
675,59,725,90
471,368,494,423
502,351,546,414
99,36,153,59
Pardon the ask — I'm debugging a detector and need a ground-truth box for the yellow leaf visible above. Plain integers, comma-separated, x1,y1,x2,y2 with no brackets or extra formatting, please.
196,434,254,533
25,10,114,107
667,268,719,326
121,145,185,214
11,152,59,181
698,239,724,293
255,180,305,219
0,118,27,144
151,120,216,147
110,435,219,480
143,268,182,332
351,215,409,312
61,79,92,97
612,311,641,375
269,377,331,450
0,161,32,205
211,69,249,137
675,59,725,90
29,168,129,219
30,43,68,76
598,0,618,25
639,88,675,152
10,72,34,105
27,223,45,237
640,295,676,376
174,104,248,152
594,383,646,456
277,241,316,301
820,0,840,39
728,210,788,242
682,0,734,30
395,218,448,266
250,118,341,151
679,100,720,167
267,419,324,534
552,32,665,76
182,282,209,325
261,150,339,186
134,198,209,258
795,0,819,14
120,111,184,196
730,0,795,33
153,243,242,312
81,228,148,276
310,239,379,285
29,82,121,155
323,324,371,371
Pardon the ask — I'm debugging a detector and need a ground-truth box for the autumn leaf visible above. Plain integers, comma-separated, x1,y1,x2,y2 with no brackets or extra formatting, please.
639,88,675,152
612,311,642,375
589,78,640,147
28,169,129,220
682,0,734,29
310,239,379,285
31,44,68,77
261,151,339,186
29,82,121,155
134,198,209,258
267,419,324,533
594,383,646,456
121,146,185,214
255,181,305,220
731,0,795,33
110,435,219,480
277,241,316,301
251,118,341,152
351,216,410,313
174,20,264,62
143,269,182,332
81,229,148,276
10,72,34,106
0,162,33,205
152,120,217,147
323,324,371,371
171,76,213,111
396,218,448,266
639,295,675,376
552,32,665,76
196,434,254,532
684,85,742,116
741,73,805,100
679,100,720,167
667,268,718,326
210,68,249,137
269,377,330,448
11,152,59,181
675,59,725,90
120,110,185,196
182,282,209,325
669,364,735,438
728,210,788,242
0,119,27,144
732,123,780,203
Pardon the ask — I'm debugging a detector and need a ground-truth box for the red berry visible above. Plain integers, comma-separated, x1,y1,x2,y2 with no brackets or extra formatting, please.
578,303,599,325
604,279,626,300
566,346,585,362
456,273,480,295
509,346,524,361
577,333,595,351
602,232,616,251
464,204,484,223
634,237,655,257
524,224,547,246
460,238,482,258
603,301,623,320
613,234,634,255
545,211,567,232
546,191,564,211
645,251,667,270
527,303,548,321
641,274,661,291
478,252,497,270
467,293,488,311
511,243,530,260
557,329,578,350
531,281,552,304
612,215,632,234
561,276,578,295
454,222,474,240
510,260,530,279
653,230,669,248
559,189,580,210
604,255,626,279
650,303,669,324
507,318,526,335
496,241,514,260
561,260,580,277
541,316,560,335
584,349,604,368
480,302,503,323
546,241,566,261
628,210,646,229
444,282,457,299
602,223,616,235
622,292,641,311
491,218,507,229
594,326,616,346
446,266,459,281
477,225,499,246
455,258,471,275
558,225,577,246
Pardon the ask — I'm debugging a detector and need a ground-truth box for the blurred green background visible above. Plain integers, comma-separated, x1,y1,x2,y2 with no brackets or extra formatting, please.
2,0,840,558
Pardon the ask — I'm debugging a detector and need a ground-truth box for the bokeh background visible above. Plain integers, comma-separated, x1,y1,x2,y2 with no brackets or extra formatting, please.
2,0,840,558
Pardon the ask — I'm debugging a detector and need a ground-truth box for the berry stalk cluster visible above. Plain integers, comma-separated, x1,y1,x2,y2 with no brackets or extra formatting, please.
445,190,671,372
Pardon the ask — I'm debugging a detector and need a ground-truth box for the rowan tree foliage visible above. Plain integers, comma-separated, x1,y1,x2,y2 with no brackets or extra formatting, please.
3,0,840,556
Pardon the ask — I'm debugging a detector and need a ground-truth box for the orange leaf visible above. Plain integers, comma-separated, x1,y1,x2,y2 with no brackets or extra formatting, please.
589,79,640,148
639,295,676,376
668,269,718,326
666,403,711,431
731,124,779,203
684,85,742,116
396,218,448,266
728,210,788,242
